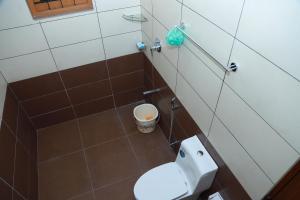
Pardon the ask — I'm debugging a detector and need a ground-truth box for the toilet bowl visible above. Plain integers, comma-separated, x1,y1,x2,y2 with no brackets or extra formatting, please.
134,136,218,200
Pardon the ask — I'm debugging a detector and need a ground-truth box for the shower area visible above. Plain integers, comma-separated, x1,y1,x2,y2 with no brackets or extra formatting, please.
2,0,298,200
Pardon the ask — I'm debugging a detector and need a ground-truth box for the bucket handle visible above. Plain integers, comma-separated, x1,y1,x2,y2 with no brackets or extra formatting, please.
156,113,160,124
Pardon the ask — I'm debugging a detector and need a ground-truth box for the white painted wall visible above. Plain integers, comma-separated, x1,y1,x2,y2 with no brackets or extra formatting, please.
141,0,300,199
0,0,142,82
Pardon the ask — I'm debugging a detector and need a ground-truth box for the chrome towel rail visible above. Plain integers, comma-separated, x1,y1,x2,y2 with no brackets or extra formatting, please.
176,23,238,72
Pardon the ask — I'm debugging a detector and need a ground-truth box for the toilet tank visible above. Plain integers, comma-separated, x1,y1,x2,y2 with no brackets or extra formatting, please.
175,136,218,194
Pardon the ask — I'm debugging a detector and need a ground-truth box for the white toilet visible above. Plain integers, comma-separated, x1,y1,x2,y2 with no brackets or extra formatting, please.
134,136,218,200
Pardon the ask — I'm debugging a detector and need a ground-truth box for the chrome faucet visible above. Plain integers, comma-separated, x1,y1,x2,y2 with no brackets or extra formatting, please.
150,38,162,55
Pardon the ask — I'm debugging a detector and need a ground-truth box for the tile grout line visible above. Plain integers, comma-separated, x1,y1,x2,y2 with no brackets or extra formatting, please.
29,106,73,120
11,100,20,200
37,134,128,166
0,49,49,61
38,22,78,119
11,102,29,200
204,0,300,155
95,2,117,110
173,1,183,96
115,107,143,175
29,82,145,122
18,57,144,104
75,118,97,200
222,80,300,155
36,127,40,200
213,114,275,184
38,21,80,199
0,29,142,62
0,176,27,200
1,118,31,159
144,3,300,85
5,78,38,131
0,4,141,33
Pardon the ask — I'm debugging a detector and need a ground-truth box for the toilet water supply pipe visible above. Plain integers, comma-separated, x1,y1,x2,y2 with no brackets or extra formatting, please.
142,89,181,146
168,97,181,146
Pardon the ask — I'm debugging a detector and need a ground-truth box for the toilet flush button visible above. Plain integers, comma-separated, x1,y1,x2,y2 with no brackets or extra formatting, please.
180,150,185,158
197,150,204,156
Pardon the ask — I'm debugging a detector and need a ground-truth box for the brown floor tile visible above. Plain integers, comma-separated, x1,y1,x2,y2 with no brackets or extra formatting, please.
9,72,64,101
22,91,70,117
2,88,19,134
38,152,91,200
85,138,140,188
60,61,108,89
38,120,82,162
136,145,176,173
0,179,12,200
14,142,31,198
78,109,125,147
0,122,16,185
67,80,112,105
144,57,153,81
17,108,37,159
128,128,169,157
108,53,144,77
31,107,75,129
94,177,136,200
29,160,38,200
73,96,114,118
114,87,144,107
175,105,201,137
117,102,144,135
144,75,153,91
69,192,94,200
13,191,25,200
111,71,144,93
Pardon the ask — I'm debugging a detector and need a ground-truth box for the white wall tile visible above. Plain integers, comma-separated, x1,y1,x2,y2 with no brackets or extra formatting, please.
176,74,214,136
0,51,57,83
153,19,178,67
153,52,177,92
152,0,181,29
178,46,223,110
216,84,299,183
0,72,7,121
52,39,105,70
183,41,226,79
0,24,48,59
141,0,152,14
42,14,100,48
96,0,140,11
103,31,142,59
99,7,141,37
227,41,300,153
237,0,300,81
141,7,153,39
183,0,244,35
209,117,273,200
182,6,234,66
0,0,38,30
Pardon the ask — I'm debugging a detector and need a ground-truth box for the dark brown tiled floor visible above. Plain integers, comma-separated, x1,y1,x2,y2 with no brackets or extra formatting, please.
38,103,175,200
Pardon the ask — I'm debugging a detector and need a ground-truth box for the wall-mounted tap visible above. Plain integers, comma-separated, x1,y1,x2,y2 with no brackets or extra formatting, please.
150,38,162,55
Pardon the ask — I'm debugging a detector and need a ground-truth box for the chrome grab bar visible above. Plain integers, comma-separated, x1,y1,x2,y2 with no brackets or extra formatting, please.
176,23,238,72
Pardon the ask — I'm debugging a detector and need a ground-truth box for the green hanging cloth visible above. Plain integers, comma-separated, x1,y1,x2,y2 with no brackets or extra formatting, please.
166,27,185,46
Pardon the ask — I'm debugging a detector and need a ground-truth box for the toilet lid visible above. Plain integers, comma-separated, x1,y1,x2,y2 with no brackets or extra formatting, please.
134,162,188,200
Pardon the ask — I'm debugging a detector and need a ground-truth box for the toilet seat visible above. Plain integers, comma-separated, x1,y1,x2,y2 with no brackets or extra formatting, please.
134,162,188,200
